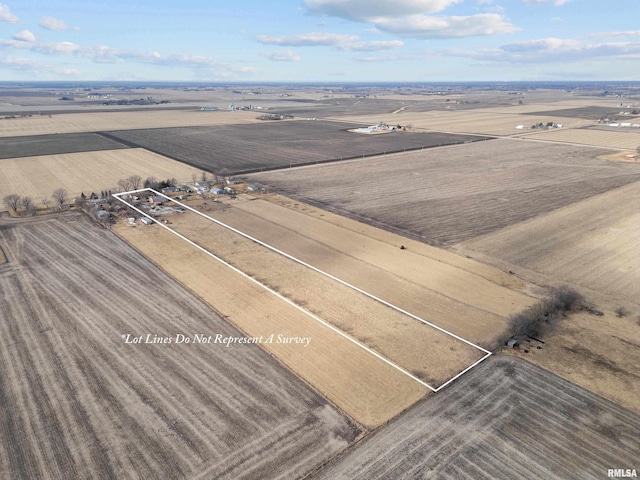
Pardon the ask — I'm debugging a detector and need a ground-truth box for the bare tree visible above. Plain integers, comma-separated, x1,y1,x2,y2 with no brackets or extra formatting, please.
200,171,208,182
129,175,142,190
21,196,35,215
41,198,51,212
52,188,68,208
3,194,21,213
117,178,129,192
191,172,198,183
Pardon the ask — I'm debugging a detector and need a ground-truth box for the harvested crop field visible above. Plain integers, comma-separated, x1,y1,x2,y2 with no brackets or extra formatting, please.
0,109,261,137
330,110,587,136
106,120,487,173
523,106,638,120
0,132,128,159
113,213,428,428
0,148,202,205
246,139,640,246
0,214,360,479
456,180,640,309
522,127,640,149
312,356,640,480
173,195,531,344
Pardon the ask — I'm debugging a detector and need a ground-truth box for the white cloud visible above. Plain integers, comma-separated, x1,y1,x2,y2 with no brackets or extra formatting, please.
256,32,404,51
443,37,640,63
522,0,570,5
256,32,358,47
0,56,80,77
590,30,640,38
13,30,36,42
374,13,517,38
39,16,74,31
261,50,301,62
305,0,462,22
340,40,404,51
502,37,581,53
0,4,17,23
304,1,515,39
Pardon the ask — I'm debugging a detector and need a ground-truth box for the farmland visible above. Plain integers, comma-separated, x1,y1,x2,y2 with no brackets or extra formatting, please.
522,127,640,150
456,179,640,309
523,105,638,120
328,109,587,136
0,132,128,159
0,148,202,205
0,109,261,137
246,139,640,246
0,214,360,479
113,213,429,428
106,120,487,173
312,356,640,480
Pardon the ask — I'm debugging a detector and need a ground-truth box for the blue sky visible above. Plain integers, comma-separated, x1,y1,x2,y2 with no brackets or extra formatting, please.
0,0,639,82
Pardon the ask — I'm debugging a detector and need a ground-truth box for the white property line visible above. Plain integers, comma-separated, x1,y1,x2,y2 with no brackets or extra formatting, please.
113,191,437,392
114,188,493,391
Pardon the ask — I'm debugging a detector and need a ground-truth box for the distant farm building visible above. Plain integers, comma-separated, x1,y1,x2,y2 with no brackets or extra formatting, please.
149,196,165,205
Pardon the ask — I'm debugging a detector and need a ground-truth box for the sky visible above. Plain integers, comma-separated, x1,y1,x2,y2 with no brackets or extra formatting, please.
0,0,639,82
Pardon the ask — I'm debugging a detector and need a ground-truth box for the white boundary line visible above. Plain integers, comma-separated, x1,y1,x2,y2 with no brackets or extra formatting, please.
113,191,437,392
113,188,493,391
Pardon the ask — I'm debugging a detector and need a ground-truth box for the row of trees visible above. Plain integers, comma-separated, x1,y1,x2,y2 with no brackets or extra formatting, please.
3,189,68,216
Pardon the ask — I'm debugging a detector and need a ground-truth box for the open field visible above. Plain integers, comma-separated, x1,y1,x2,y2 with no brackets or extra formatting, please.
0,132,128,159
0,148,202,205
0,109,261,137
113,214,428,428
328,110,588,136
179,195,532,344
246,139,640,246
523,106,638,120
126,204,486,388
0,214,360,479
455,180,640,309
106,120,487,174
312,356,640,480
522,127,640,149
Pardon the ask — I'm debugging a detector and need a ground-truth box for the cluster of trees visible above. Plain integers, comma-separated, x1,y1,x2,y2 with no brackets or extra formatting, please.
3,188,68,216
506,286,584,340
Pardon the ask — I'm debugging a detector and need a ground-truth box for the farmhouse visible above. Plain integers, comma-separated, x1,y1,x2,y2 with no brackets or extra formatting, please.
149,196,165,205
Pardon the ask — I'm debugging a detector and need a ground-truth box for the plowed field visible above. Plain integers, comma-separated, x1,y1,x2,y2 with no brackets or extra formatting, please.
312,356,640,480
246,139,640,246
0,215,359,479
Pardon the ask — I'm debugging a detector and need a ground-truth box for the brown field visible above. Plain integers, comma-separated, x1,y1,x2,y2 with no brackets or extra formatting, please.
106,121,483,174
114,215,429,428
0,148,202,206
246,139,640,246
312,356,640,480
196,195,532,341
329,110,587,136
456,180,640,309
0,132,128,159
129,205,486,386
522,127,640,149
0,109,261,137
0,214,360,479
113,191,534,416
